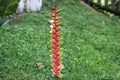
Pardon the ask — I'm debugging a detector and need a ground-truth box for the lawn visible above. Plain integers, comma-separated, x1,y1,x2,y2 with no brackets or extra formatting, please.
0,1,120,80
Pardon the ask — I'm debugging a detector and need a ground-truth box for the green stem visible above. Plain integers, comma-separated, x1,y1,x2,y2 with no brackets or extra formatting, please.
2,0,12,17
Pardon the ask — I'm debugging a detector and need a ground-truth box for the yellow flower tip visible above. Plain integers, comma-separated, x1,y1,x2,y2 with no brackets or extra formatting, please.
59,38,63,40
51,69,53,72
58,74,63,78
59,42,62,45
60,57,63,61
60,64,64,69
50,25,54,29
58,22,62,25
61,48,63,50
49,20,54,24
52,73,55,77
51,64,53,67
56,8,62,13
58,52,62,55
50,40,53,43
50,31,52,33
50,55,52,57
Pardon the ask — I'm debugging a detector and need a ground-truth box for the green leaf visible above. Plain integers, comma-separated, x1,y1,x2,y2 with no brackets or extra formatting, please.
0,0,19,17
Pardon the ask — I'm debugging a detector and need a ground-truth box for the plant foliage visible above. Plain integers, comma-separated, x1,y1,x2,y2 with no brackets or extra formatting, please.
0,0,19,18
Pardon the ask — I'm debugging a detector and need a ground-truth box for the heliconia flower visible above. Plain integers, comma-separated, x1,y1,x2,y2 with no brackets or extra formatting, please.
50,5,63,78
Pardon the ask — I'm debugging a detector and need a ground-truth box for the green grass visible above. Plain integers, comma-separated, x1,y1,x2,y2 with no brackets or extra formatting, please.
0,1,120,80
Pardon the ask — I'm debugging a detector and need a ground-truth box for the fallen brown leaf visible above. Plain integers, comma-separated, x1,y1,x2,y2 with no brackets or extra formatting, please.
36,62,44,69
23,72,29,79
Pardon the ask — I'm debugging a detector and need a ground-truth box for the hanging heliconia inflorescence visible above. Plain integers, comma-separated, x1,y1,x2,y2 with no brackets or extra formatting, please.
50,5,63,78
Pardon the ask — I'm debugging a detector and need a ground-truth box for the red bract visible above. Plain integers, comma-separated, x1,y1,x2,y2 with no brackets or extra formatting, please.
50,6,63,78
51,7,56,10
52,44,57,49
55,17,61,20
52,31,56,34
55,38,59,42
52,41,56,44
51,50,57,54
51,14,56,18
56,48,61,53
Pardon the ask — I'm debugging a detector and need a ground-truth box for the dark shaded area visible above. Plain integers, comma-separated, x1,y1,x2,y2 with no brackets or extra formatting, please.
83,0,120,16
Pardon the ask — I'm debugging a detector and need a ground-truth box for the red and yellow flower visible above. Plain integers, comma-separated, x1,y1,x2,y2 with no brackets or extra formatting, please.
50,6,63,78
